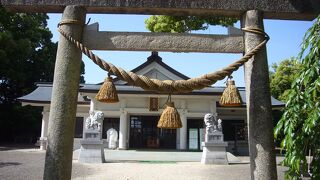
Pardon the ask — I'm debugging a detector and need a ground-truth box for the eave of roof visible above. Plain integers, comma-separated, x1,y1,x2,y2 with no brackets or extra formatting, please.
80,84,224,95
18,83,285,108
17,83,90,105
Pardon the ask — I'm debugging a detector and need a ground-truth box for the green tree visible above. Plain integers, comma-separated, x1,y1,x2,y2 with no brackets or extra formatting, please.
274,16,320,179
269,58,301,102
145,15,237,33
0,7,85,142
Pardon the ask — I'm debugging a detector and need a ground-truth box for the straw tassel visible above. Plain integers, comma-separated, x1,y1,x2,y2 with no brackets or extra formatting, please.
95,75,119,103
157,95,182,129
219,77,242,107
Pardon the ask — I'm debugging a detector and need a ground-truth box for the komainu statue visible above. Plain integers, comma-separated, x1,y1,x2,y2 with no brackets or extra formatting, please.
80,110,105,163
201,113,228,165
204,113,222,134
85,111,104,131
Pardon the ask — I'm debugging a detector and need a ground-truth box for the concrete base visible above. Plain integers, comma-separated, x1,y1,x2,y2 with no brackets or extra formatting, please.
201,142,228,165
78,139,105,163
39,137,47,150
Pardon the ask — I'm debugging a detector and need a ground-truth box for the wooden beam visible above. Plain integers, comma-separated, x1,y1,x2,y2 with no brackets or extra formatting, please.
82,23,243,53
1,0,319,20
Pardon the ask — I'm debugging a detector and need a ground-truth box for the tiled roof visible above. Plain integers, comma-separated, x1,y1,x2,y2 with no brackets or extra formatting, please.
18,83,285,107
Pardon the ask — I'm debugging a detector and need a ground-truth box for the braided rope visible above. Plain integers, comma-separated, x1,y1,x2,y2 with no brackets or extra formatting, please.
57,20,269,93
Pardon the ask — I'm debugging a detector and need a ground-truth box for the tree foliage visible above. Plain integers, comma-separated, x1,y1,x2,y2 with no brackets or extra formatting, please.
274,16,320,179
145,15,237,33
0,7,85,142
0,8,54,104
269,58,301,102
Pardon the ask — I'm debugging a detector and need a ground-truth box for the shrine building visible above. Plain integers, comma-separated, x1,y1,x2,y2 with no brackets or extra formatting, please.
19,52,284,154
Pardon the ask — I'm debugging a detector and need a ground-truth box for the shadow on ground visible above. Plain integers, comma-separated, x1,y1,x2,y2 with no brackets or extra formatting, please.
0,162,21,168
0,143,37,151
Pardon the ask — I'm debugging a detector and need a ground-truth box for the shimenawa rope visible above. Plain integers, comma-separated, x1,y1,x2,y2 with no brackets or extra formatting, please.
57,20,269,93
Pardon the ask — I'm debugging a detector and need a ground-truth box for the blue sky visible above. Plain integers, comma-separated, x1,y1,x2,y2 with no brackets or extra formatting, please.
48,14,314,87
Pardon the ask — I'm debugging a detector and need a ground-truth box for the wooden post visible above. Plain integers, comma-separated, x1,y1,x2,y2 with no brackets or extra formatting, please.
241,10,277,180
44,5,86,180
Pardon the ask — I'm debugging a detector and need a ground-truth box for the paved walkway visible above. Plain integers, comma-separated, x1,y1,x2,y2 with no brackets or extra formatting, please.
73,149,246,163
0,146,287,180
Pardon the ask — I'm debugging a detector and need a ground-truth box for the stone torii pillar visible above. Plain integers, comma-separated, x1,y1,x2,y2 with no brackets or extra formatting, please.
241,10,277,180
44,6,86,180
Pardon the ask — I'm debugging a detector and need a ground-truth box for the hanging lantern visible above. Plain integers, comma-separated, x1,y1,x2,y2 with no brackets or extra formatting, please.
157,95,182,129
219,76,242,107
95,74,119,103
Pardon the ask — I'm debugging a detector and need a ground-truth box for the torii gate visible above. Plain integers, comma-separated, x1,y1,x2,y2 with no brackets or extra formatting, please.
2,1,319,179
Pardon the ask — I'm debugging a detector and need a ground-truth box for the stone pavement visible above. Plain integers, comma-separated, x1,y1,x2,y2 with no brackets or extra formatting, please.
73,149,245,163
0,146,287,180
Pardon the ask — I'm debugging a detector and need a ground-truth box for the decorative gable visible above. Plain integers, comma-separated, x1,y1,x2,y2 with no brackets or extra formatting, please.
114,52,189,85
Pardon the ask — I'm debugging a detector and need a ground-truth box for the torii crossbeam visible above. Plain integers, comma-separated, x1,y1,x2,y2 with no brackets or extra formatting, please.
2,0,319,20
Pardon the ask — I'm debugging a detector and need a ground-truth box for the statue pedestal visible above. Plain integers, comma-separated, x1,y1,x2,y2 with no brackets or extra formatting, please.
201,113,228,165
78,131,105,163
39,137,47,150
201,141,228,165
